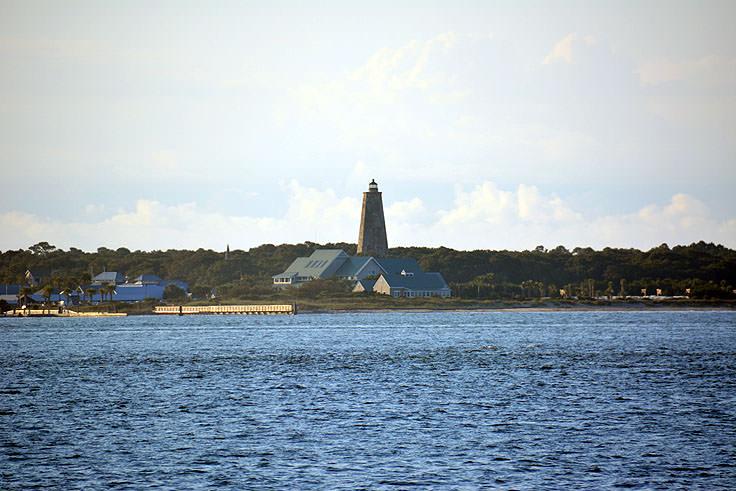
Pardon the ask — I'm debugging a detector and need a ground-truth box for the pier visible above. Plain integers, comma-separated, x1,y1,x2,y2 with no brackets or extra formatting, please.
154,304,295,315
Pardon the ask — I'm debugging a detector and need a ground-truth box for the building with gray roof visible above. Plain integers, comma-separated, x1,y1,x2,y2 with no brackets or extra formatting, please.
274,248,450,297
334,257,385,282
273,249,397,287
273,249,350,286
91,271,127,285
371,271,451,298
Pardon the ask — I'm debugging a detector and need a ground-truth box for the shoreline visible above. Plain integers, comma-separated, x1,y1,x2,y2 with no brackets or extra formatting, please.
309,305,736,314
6,300,733,317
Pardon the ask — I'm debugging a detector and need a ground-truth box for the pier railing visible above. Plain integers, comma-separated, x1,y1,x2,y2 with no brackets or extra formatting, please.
154,304,295,315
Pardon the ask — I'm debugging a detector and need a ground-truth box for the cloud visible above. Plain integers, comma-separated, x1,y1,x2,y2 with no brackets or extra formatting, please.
448,123,595,163
405,184,733,250
349,31,457,91
646,94,736,143
438,182,580,227
543,34,576,65
470,33,495,43
634,55,736,144
294,30,472,124
2,183,734,253
439,182,515,225
386,197,426,222
542,33,601,65
0,182,360,251
284,180,360,230
589,194,735,247
636,55,736,86
148,150,181,174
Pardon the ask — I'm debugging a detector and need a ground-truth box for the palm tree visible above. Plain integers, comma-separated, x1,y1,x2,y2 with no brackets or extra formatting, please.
42,284,54,308
103,284,115,303
86,288,97,305
536,281,545,298
521,280,536,299
605,281,615,299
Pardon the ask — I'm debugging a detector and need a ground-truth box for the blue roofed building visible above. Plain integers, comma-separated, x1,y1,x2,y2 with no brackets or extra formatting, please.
1,272,189,306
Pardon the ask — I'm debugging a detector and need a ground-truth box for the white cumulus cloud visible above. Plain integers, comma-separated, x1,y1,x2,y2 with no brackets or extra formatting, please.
543,34,577,65
1,183,734,253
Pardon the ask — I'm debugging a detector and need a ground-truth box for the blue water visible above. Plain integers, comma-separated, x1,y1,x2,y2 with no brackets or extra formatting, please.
1,311,735,490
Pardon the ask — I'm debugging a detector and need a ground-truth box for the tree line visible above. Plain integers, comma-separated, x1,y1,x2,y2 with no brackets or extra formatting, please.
1,240,734,301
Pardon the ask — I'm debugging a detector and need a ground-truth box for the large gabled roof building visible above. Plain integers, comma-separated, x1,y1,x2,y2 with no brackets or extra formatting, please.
273,249,350,286
273,248,451,297
273,249,412,287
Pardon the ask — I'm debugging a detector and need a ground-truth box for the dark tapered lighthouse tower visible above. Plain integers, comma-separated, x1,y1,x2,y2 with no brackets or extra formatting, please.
357,179,388,257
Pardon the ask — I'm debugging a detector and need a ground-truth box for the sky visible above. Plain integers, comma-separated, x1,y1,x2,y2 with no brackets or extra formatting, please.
1,1,735,252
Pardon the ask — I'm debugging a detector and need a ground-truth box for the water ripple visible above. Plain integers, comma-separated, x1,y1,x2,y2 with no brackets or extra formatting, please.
1,311,735,489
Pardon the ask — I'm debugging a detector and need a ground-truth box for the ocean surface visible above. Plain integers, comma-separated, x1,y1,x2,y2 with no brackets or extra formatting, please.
1,310,735,490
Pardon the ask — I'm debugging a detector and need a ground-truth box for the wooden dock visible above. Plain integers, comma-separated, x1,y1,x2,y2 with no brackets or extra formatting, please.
154,304,295,315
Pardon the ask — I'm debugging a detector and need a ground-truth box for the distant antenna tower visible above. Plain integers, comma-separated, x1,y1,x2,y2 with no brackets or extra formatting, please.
357,179,388,257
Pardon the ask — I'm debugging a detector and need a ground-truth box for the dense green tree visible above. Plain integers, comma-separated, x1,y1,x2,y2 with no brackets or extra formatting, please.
191,285,213,300
2,240,735,301
29,242,58,256
163,284,187,302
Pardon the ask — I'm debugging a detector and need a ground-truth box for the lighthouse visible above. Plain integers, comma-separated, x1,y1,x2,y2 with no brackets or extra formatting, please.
357,179,388,257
